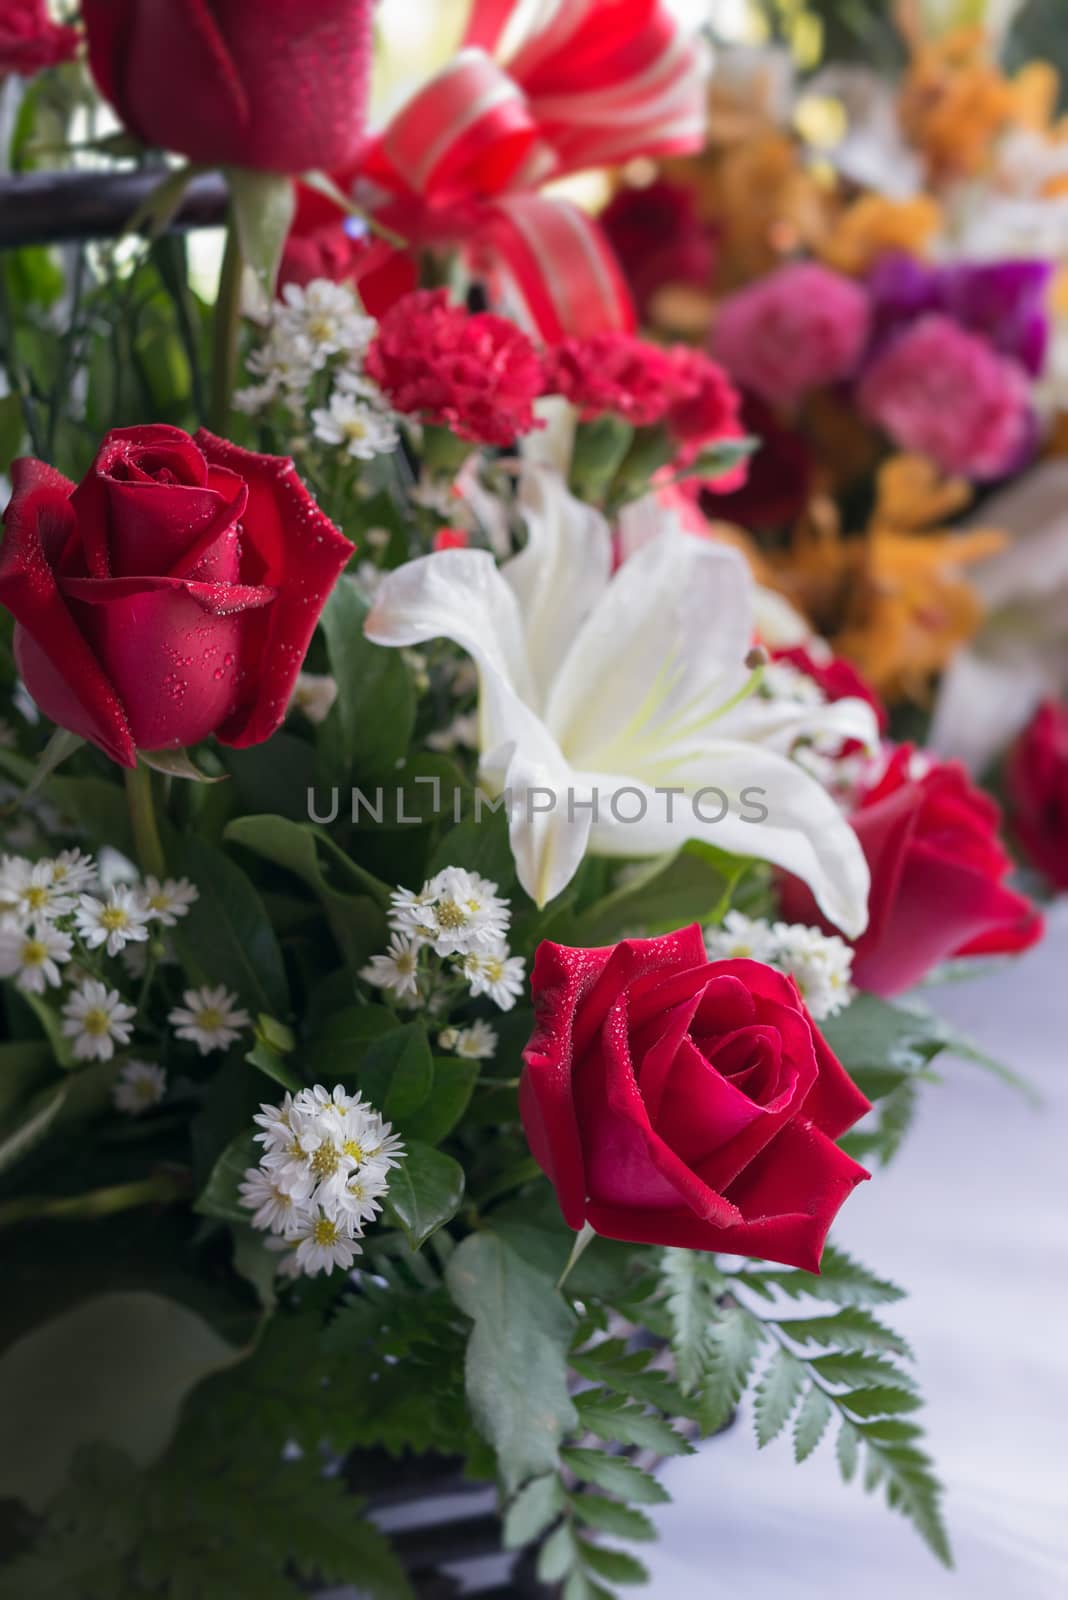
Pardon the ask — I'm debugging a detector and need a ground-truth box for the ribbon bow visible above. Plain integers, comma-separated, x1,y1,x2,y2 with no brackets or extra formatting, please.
356,0,708,339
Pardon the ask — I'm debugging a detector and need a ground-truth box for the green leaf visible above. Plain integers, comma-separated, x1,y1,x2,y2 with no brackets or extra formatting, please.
245,1038,301,1093
661,1247,725,1394
141,745,228,782
754,1346,807,1447
574,1392,694,1456
538,1520,579,1584
427,813,520,897
359,1024,434,1123
227,168,297,295
445,1231,577,1495
696,1303,765,1433
0,1293,246,1511
777,1307,913,1359
569,1493,657,1542
743,1246,906,1306
502,1473,563,1549
840,1386,923,1419
793,1382,833,1462
574,840,743,945
195,1129,261,1225
837,1417,861,1481
402,1055,479,1145
0,1059,115,1176
383,1139,464,1249
305,1004,396,1079
169,834,289,1017
559,1448,670,1506
576,1538,650,1586
320,578,416,781
809,1353,917,1392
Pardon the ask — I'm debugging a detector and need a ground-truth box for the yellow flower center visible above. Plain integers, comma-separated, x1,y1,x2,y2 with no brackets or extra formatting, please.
195,1007,223,1031
312,1216,340,1246
436,900,467,930
100,907,129,932
83,1008,111,1037
311,1141,341,1178
23,886,48,910
343,1139,365,1162
21,939,47,967
343,417,367,442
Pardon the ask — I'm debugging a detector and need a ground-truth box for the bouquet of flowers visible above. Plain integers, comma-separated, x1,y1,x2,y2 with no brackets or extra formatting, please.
0,2,1052,1596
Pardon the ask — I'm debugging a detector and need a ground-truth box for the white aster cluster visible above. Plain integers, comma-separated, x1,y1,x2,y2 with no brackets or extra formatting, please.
360,867,525,1021
241,1084,405,1278
705,911,855,1021
235,279,399,459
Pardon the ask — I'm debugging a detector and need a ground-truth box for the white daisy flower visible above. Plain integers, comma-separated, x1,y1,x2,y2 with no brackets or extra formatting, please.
168,985,250,1055
705,910,780,964
771,921,855,1021
112,1059,167,1116
462,942,526,1011
61,979,136,1062
360,933,422,999
336,1169,387,1228
75,886,152,957
141,876,198,927
279,279,374,359
253,1092,296,1151
311,390,399,460
288,672,338,726
416,867,512,958
238,1166,309,1234
453,1019,498,1060
0,856,77,927
47,849,98,895
0,924,73,993
291,1210,362,1276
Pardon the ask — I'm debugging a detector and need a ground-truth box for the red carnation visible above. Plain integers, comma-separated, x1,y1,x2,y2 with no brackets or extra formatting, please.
365,290,543,448
544,333,684,427
599,179,715,317
665,347,743,464
1,0,78,77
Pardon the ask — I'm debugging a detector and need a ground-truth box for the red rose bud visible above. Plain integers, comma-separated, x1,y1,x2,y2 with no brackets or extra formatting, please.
0,426,352,768
1008,699,1068,890
83,0,373,174
780,745,1044,997
1,0,79,77
520,926,870,1272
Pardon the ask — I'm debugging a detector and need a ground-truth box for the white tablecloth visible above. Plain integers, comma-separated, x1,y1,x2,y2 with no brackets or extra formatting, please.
648,901,1068,1599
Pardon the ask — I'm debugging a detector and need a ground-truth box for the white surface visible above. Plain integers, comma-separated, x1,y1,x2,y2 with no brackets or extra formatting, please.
648,900,1068,1599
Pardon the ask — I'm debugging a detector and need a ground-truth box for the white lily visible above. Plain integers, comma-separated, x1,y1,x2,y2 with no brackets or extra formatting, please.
365,467,874,934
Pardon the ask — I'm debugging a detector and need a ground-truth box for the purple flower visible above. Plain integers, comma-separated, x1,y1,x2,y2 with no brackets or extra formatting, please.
866,254,1052,377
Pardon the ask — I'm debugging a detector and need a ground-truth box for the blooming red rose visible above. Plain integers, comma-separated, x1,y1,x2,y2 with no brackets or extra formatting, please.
520,925,870,1271
82,0,372,174
599,179,716,317
365,289,544,447
780,745,1044,996
0,0,78,76
544,332,684,427
0,426,352,768
1007,699,1068,890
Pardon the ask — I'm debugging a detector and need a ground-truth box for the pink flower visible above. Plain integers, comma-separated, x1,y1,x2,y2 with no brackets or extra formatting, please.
711,263,871,406
857,313,1033,481
365,290,543,447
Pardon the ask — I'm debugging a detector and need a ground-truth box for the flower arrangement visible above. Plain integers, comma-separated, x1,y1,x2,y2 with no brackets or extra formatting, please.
0,2,1058,1596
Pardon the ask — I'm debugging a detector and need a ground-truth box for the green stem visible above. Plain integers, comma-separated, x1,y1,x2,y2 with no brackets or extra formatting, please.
0,1172,187,1229
209,210,244,434
124,762,166,880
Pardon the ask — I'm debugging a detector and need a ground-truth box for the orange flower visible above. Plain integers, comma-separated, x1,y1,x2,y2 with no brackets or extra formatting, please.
750,456,1006,703
820,194,942,277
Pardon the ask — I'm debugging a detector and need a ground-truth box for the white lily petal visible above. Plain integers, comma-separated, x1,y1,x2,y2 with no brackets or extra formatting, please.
582,741,871,939
545,533,754,777
482,742,595,909
502,464,613,713
724,694,879,756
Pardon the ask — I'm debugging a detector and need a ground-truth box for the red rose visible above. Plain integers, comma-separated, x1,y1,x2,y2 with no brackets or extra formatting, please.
82,0,372,174
780,745,1044,996
0,425,352,768
0,0,78,76
365,290,544,448
1008,699,1068,890
520,926,870,1272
